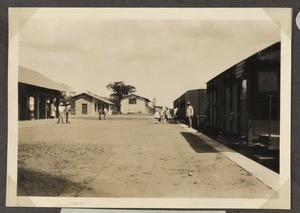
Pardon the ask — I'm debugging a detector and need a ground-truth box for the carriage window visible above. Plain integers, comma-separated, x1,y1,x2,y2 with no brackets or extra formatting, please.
258,72,278,92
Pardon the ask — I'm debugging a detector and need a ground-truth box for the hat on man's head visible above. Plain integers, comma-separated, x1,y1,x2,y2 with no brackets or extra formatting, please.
187,102,191,105
66,102,69,105
60,103,63,106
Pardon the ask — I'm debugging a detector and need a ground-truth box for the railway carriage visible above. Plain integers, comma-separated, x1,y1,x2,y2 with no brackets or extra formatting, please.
206,42,280,149
173,89,206,128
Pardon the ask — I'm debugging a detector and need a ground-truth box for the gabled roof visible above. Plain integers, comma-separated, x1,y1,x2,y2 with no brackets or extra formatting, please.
18,66,65,92
72,92,115,105
122,94,151,102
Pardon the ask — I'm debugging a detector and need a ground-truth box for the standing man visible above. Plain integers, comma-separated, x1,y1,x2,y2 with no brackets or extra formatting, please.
165,107,171,124
65,102,71,124
154,108,160,124
57,103,65,124
186,102,194,128
98,108,103,120
173,107,179,123
103,107,108,120
160,107,166,124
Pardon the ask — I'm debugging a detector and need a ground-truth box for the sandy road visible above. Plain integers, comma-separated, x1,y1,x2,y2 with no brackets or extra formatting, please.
18,117,274,198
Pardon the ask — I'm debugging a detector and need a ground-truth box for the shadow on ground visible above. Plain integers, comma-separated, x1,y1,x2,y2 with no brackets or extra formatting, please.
180,132,218,153
18,167,85,196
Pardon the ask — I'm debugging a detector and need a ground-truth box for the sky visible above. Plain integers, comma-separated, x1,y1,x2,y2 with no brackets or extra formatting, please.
18,11,280,107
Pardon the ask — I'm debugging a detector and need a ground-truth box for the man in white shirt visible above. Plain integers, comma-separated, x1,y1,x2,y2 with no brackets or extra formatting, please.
186,102,194,128
65,102,71,124
57,103,65,124
173,107,179,123
103,107,108,120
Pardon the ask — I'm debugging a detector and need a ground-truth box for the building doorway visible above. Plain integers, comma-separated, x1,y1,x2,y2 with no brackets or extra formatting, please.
82,104,88,114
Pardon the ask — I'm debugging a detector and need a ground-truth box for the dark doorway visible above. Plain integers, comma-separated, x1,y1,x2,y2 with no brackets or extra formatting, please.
82,104,88,114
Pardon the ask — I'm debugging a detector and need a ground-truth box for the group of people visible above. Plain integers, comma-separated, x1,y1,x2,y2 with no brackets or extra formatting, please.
154,107,172,124
154,102,194,128
98,107,108,120
56,101,194,127
57,102,71,124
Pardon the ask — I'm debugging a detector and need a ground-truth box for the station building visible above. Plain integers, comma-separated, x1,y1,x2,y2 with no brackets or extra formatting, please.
18,66,65,120
72,93,116,115
120,94,151,114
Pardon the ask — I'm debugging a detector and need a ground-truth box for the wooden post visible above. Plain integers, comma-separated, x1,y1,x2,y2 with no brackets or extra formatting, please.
56,98,60,118
44,96,47,119
25,95,29,120
34,95,40,119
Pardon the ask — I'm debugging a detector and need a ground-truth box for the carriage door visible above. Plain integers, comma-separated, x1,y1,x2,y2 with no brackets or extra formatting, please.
239,79,248,136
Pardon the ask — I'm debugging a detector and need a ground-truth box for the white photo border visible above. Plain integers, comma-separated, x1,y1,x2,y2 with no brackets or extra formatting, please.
6,7,291,209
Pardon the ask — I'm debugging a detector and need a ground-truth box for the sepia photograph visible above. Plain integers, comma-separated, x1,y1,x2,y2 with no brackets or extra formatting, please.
6,8,291,209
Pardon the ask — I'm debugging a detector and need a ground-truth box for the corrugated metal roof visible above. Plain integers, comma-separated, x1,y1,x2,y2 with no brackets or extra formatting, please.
18,66,65,91
73,92,115,105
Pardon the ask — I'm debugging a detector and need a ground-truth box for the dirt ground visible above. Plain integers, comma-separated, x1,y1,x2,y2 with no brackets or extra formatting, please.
17,117,274,198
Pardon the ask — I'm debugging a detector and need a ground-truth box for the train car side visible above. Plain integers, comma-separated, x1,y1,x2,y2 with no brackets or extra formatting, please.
205,42,280,149
173,89,206,128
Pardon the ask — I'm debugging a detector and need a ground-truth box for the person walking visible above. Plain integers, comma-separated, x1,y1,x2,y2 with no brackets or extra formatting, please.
57,103,65,124
103,107,108,120
186,102,194,128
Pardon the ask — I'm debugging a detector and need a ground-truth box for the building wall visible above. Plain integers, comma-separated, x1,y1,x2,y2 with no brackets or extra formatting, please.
74,94,114,115
121,97,149,114
93,99,113,115
75,96,94,115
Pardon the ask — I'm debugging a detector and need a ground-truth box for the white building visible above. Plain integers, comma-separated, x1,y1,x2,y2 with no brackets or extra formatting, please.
120,94,151,114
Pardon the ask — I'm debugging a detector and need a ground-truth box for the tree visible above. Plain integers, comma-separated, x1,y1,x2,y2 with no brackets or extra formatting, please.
59,83,77,105
106,81,136,113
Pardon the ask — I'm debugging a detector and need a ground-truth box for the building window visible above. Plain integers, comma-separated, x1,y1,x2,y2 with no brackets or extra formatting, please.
129,98,137,104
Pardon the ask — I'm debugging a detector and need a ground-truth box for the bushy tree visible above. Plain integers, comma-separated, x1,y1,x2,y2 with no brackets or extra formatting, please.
106,81,136,113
